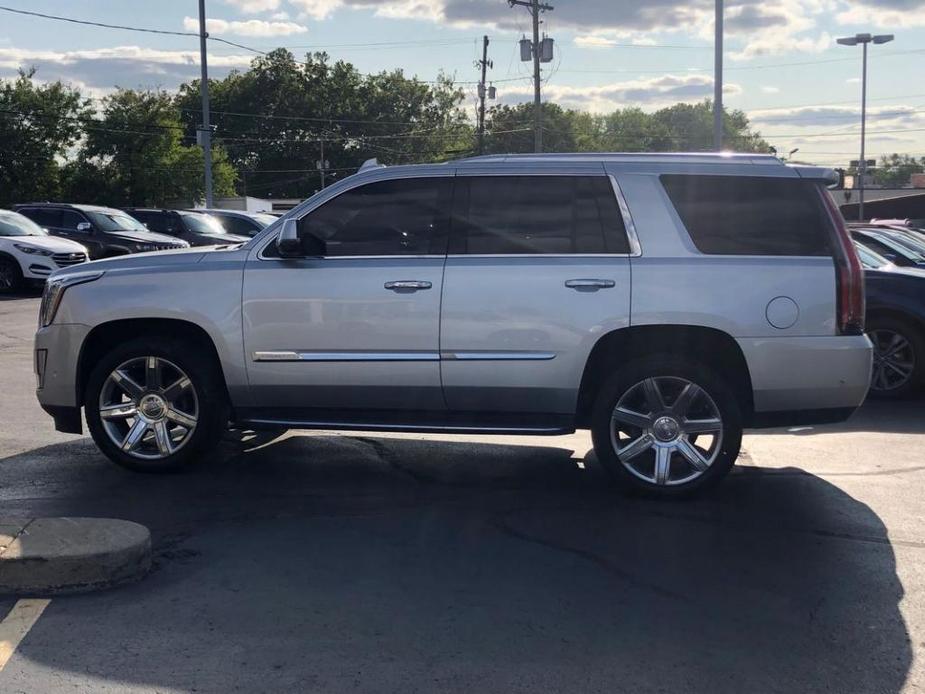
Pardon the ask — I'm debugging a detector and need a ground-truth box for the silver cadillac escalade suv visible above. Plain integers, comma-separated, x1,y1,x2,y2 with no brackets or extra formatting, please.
34,153,872,497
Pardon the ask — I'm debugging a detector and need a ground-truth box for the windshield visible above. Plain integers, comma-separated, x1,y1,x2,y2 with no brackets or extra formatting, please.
855,243,891,270
860,231,925,262
873,231,925,258
180,212,227,235
87,211,148,233
252,213,278,227
0,212,47,237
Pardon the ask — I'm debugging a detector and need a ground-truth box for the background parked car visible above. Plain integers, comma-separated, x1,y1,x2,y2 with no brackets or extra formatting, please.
851,226,925,269
14,204,189,259
855,242,925,399
187,208,278,237
124,209,249,246
0,209,88,292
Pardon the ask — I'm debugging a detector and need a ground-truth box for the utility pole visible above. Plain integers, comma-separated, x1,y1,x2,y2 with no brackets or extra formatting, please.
197,0,214,207
510,0,553,153
713,0,723,151
476,35,492,155
316,140,329,190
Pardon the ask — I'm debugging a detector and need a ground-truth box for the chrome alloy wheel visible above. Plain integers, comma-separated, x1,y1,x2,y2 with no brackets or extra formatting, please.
610,377,724,487
870,329,916,393
98,356,199,460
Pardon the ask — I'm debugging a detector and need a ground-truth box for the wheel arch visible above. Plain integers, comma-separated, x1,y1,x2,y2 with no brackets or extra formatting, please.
575,324,754,428
867,306,925,339
77,318,230,408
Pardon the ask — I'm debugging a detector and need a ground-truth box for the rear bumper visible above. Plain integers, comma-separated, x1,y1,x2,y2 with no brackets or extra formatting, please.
738,334,872,426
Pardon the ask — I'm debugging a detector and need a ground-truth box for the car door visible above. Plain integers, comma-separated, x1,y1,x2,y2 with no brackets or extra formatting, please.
242,173,453,414
56,209,104,258
440,166,635,416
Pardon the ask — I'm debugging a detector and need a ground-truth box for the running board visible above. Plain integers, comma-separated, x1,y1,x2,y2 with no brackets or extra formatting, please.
236,408,575,436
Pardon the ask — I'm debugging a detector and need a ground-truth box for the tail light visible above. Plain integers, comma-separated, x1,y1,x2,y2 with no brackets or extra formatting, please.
819,186,865,335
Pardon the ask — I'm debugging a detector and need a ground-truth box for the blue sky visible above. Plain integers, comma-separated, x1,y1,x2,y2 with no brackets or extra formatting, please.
1,0,924,166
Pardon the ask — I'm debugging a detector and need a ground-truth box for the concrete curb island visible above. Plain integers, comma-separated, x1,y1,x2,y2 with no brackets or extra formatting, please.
0,518,151,596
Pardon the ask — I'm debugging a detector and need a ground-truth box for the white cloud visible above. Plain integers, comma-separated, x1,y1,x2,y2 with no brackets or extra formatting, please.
181,16,308,36
0,46,253,90
749,104,925,128
223,0,282,12
499,74,742,112
836,1,925,28
730,31,832,60
573,35,619,49
761,86,781,93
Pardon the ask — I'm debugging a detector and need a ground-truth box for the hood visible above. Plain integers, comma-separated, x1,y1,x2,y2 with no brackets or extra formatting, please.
8,235,88,253
104,229,187,245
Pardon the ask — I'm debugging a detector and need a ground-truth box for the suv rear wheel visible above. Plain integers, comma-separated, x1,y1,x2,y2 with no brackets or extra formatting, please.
591,355,743,498
85,337,229,472
867,316,925,399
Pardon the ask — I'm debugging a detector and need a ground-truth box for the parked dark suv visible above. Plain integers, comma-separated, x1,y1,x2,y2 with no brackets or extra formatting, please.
124,209,249,246
14,204,189,259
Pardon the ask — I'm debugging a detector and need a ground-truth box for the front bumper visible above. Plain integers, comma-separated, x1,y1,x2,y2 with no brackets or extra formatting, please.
738,334,873,427
35,323,91,433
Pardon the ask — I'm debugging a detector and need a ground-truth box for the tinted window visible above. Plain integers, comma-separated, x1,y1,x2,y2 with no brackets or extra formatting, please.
60,210,86,231
19,208,60,228
661,175,832,256
130,211,169,233
298,177,452,256
86,211,148,233
219,215,259,236
450,176,630,255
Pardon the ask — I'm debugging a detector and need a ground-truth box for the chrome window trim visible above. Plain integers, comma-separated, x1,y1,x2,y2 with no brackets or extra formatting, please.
608,174,643,257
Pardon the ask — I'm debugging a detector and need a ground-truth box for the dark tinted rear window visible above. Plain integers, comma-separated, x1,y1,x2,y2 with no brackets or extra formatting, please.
19,208,60,228
450,176,630,255
660,175,832,256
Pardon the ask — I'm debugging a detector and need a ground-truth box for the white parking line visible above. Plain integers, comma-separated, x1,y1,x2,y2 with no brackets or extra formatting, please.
0,599,50,672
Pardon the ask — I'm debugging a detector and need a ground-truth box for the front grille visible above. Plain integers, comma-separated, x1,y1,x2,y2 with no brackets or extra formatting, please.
53,252,88,267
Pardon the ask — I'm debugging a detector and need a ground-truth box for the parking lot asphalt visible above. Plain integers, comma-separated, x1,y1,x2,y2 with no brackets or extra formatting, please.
1,291,924,693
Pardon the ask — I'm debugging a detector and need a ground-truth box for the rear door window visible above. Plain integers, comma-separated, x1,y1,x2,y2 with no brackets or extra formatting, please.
660,175,832,256
20,208,61,228
449,176,630,255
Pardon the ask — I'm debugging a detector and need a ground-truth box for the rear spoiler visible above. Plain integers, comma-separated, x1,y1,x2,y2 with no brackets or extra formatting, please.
788,165,839,186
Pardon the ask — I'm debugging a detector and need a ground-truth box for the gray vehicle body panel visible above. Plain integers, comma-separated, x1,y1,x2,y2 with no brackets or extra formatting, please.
35,153,872,430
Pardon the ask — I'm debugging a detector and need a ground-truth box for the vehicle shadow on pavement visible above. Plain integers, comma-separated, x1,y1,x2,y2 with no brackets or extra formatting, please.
748,397,925,435
1,433,913,694
0,288,42,302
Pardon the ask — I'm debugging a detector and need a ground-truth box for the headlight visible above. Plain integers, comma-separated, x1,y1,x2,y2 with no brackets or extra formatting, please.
39,271,104,327
14,243,53,256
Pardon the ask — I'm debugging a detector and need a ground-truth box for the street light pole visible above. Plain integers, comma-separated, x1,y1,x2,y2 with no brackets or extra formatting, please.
837,32,894,222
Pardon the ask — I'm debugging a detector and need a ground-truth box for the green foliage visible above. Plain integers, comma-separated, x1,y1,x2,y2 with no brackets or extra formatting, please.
873,154,925,187
175,50,472,198
63,88,236,206
0,69,90,206
484,99,769,154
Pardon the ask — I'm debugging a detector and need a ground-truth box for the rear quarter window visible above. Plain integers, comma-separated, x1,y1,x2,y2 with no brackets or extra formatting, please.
660,174,832,256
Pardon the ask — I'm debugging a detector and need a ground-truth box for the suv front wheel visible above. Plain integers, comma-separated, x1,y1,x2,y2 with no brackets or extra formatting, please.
591,355,743,498
85,337,229,472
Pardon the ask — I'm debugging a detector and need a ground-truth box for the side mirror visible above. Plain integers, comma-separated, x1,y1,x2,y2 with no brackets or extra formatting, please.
276,218,326,258
76,222,92,232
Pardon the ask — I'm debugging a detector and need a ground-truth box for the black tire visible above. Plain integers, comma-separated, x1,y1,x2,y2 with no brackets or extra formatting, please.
85,336,229,472
867,316,925,400
0,257,23,293
590,355,743,499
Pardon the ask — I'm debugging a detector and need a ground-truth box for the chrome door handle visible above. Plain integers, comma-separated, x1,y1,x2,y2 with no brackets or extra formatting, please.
384,280,432,291
565,279,616,290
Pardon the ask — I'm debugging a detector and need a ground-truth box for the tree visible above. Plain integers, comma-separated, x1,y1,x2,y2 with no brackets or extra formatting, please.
873,154,925,187
175,50,471,198
67,89,236,206
0,69,89,206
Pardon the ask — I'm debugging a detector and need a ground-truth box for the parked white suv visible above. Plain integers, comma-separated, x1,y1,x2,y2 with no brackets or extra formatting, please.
0,210,88,292
34,153,872,497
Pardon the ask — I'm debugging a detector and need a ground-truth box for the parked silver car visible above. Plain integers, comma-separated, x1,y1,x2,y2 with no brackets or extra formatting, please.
34,153,872,497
